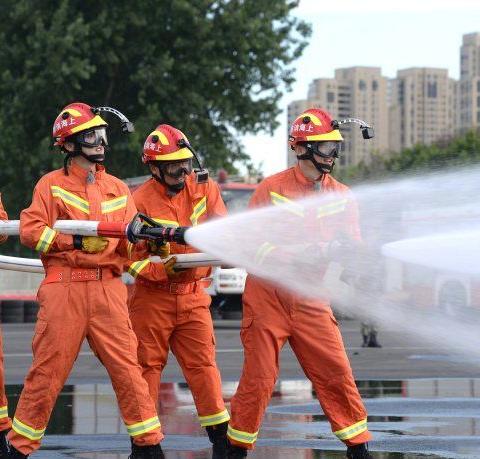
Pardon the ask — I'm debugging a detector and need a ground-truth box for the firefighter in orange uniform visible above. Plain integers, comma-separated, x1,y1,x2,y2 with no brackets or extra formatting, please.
227,108,373,459
8,103,163,459
0,195,11,458
127,124,229,458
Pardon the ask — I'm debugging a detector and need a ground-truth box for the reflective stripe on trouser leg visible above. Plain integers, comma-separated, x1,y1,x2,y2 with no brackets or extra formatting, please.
169,301,227,428
287,305,372,446
7,282,88,455
11,418,45,441
198,409,230,427
126,416,161,437
0,329,11,431
87,279,162,446
227,425,258,445
334,419,368,441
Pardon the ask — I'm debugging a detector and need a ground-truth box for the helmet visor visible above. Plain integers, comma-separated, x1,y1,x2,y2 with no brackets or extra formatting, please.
308,141,341,158
76,127,108,147
162,159,193,179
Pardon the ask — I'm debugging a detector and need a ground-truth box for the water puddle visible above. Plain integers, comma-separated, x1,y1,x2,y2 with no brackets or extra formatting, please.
5,379,480,458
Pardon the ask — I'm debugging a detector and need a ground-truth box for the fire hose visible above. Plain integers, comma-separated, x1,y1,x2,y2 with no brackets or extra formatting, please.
0,214,222,273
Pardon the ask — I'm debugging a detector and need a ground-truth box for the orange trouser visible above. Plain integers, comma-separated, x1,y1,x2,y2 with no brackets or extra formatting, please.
8,274,162,455
129,282,229,427
0,328,11,432
228,278,371,449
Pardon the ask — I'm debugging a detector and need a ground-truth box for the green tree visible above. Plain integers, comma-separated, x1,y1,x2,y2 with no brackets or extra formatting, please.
0,0,311,233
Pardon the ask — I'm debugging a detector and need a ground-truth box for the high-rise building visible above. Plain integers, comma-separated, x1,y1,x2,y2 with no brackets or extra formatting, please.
389,68,455,151
459,32,480,130
286,67,389,168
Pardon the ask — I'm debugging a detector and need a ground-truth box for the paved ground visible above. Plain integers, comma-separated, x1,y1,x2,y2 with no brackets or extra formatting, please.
2,320,480,458
3,318,479,384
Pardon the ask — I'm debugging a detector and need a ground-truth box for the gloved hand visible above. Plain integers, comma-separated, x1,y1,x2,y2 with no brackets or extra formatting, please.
164,256,180,279
75,235,109,253
148,241,170,258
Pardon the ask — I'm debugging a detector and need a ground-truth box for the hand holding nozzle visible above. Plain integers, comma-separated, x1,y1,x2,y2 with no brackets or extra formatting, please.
126,213,188,245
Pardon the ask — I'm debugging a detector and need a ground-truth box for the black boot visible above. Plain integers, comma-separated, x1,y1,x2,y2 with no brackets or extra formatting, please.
227,441,247,458
206,421,228,459
129,443,165,459
367,331,381,348
7,445,28,458
346,443,373,459
0,430,8,458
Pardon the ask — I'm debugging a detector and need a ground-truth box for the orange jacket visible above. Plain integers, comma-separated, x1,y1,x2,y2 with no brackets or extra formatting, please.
127,174,227,283
20,163,136,275
249,165,361,241
0,193,7,244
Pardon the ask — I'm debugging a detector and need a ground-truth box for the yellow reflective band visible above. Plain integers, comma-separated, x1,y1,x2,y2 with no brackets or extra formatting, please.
334,419,368,441
51,186,90,214
269,191,304,217
296,112,322,126
12,417,46,441
62,108,82,117
152,218,179,228
306,129,343,142
70,115,107,134
126,416,161,437
127,241,134,260
128,259,151,278
227,425,258,444
101,195,127,214
190,196,207,226
35,226,57,253
152,148,193,161
0,405,8,419
317,199,347,218
254,242,276,265
150,130,170,145
198,409,230,427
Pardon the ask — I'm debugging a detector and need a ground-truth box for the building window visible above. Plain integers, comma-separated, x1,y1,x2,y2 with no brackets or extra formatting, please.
427,82,437,98
327,92,335,103
477,80,480,92
359,80,366,91
372,80,378,91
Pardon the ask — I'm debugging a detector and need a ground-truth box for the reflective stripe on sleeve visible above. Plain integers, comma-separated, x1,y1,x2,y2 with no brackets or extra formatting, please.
0,405,8,419
127,259,151,278
35,226,57,253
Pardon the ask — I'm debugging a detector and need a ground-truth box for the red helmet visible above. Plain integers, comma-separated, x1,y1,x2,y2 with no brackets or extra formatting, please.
53,102,108,146
288,108,343,149
142,124,194,163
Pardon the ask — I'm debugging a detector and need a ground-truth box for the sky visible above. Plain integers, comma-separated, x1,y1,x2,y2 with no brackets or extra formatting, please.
240,0,480,177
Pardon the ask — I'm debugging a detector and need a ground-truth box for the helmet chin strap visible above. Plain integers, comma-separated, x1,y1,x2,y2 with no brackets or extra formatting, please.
297,150,335,176
152,169,186,195
63,145,106,175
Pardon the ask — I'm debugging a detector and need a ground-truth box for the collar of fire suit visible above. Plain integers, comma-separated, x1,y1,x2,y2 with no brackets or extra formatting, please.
293,163,331,189
68,162,105,181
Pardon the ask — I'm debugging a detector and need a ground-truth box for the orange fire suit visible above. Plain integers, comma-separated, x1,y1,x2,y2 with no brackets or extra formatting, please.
127,175,230,428
0,195,11,433
8,163,162,455
228,165,372,449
